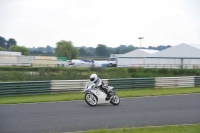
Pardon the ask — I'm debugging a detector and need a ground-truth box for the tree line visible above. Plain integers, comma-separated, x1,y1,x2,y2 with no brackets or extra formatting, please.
55,41,171,59
78,44,171,57
1,36,172,59
0,36,29,55
29,41,171,59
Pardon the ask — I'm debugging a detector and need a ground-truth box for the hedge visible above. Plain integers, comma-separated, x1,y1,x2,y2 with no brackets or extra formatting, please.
0,67,200,82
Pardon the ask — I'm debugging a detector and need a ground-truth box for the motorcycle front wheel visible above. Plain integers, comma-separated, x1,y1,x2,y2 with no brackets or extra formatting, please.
110,94,120,105
85,93,98,106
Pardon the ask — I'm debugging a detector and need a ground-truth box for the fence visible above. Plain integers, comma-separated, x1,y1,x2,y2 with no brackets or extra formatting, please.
155,76,195,88
1,63,200,69
51,80,109,92
0,76,199,96
117,64,200,69
0,81,50,96
108,78,155,89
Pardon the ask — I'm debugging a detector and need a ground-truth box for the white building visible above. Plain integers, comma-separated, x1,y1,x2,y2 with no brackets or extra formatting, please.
0,51,31,66
32,56,57,67
145,43,200,68
117,49,159,67
0,51,21,56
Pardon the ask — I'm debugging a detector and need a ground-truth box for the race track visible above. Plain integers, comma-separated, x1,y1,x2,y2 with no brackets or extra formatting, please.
0,94,200,133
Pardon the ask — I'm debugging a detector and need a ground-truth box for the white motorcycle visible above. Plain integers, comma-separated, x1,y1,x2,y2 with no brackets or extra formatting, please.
84,82,120,106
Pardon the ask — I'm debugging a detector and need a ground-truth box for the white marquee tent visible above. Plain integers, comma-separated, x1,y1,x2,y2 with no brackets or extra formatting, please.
117,49,158,67
145,43,200,68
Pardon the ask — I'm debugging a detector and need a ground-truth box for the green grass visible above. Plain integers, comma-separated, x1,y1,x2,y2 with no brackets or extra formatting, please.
118,87,200,98
0,92,84,104
0,87,200,104
80,124,200,133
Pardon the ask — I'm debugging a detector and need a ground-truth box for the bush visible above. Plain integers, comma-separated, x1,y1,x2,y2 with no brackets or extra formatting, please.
0,67,200,82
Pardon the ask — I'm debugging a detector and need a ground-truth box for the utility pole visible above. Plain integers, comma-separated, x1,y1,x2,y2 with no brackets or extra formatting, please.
138,37,144,48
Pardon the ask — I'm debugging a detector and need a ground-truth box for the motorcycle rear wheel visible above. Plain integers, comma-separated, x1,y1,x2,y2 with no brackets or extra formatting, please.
85,93,98,106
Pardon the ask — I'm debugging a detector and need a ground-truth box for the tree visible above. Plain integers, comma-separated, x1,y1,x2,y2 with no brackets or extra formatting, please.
79,48,90,56
95,44,109,57
148,46,156,50
55,40,79,59
0,36,7,49
157,45,171,50
7,38,17,50
71,48,79,59
29,50,43,55
87,47,95,56
9,45,29,56
45,45,53,53
0,46,6,51
37,47,45,52
113,49,121,54
107,47,115,55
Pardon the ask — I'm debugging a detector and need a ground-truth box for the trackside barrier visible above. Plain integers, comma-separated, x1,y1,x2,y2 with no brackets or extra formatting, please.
51,79,108,92
195,76,200,87
0,81,51,96
0,76,199,96
108,78,155,89
155,76,195,88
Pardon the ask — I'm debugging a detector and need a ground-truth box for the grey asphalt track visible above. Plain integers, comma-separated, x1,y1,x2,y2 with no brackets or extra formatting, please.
0,94,200,133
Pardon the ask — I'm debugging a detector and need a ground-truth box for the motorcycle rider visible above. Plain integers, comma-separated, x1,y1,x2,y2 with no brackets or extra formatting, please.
90,74,111,100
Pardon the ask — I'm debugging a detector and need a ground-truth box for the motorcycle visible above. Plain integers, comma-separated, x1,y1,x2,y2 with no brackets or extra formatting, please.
83,82,120,106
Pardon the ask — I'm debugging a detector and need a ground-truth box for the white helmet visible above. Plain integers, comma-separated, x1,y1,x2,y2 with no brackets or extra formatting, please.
90,74,98,82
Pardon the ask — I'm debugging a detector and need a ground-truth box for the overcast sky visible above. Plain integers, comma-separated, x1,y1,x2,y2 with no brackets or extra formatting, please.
0,0,200,48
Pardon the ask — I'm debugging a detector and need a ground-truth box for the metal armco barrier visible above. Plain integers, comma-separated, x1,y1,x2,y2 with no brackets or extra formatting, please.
155,76,195,88
108,78,155,89
195,76,200,87
0,76,199,96
0,81,50,96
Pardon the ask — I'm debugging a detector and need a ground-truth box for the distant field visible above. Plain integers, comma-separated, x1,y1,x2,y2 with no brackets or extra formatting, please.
80,124,200,133
0,87,200,104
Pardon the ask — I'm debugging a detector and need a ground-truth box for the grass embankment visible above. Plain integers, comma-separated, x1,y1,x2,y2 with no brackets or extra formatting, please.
0,87,200,104
80,124,200,133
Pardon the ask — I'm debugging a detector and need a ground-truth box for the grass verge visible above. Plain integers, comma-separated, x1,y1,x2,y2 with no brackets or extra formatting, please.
79,124,200,133
0,87,200,104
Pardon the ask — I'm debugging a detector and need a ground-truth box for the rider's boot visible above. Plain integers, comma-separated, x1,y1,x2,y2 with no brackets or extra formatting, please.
104,89,111,100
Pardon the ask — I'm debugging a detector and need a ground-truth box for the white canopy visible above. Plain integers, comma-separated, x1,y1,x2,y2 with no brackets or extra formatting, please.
147,44,200,58
119,49,159,58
